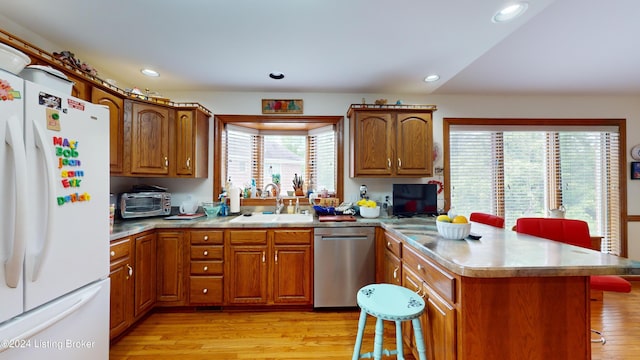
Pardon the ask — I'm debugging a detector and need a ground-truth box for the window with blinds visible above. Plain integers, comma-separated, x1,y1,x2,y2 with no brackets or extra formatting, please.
449,125,621,255
224,124,336,195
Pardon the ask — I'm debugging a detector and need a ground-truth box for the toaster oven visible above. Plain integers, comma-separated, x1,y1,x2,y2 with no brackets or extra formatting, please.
119,192,172,219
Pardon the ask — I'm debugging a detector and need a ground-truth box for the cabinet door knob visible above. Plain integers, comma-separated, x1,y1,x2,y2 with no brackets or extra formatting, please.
202,288,208,294
203,235,209,241
387,158,391,169
393,267,399,279
262,251,266,263
110,250,116,257
417,264,423,271
397,158,402,168
203,250,209,256
386,241,391,247
186,157,191,169
203,266,208,272
164,156,169,168
126,264,133,279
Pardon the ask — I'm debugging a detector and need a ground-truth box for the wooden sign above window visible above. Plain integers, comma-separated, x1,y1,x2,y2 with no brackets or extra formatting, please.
262,99,303,114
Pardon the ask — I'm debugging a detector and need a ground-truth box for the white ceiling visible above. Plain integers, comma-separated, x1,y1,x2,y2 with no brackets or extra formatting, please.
2,0,640,96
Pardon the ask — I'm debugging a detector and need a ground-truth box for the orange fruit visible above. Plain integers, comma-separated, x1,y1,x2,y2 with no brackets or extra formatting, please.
452,215,468,224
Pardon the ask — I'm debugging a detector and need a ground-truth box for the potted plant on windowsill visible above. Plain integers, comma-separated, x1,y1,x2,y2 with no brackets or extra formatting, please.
271,173,281,197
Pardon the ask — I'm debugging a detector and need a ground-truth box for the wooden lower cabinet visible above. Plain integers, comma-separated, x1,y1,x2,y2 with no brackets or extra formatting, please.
189,230,224,305
109,237,133,340
382,232,402,285
402,264,456,360
134,232,157,319
226,228,312,306
109,231,157,340
228,243,269,304
156,230,186,306
272,229,313,304
382,230,457,360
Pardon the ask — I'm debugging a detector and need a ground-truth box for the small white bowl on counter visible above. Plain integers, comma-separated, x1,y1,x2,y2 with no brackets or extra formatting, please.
359,206,380,218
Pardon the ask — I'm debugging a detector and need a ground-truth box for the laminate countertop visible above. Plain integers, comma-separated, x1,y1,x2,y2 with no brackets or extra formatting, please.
110,214,640,278
384,221,640,278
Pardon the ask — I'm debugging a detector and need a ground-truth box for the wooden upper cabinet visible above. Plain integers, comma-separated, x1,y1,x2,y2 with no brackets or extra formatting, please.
92,87,124,174
395,113,433,176
175,109,209,178
67,73,90,101
125,100,173,176
349,105,435,177
351,112,394,176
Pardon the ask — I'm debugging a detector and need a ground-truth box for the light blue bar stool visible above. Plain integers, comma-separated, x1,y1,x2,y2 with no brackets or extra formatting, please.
352,283,427,360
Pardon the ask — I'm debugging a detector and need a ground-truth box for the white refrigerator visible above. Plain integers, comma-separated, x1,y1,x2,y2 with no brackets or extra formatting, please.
0,69,109,359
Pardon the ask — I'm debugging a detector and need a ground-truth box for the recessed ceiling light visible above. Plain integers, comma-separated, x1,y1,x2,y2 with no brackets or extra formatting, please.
269,72,285,80
424,74,440,82
492,2,528,23
141,68,159,77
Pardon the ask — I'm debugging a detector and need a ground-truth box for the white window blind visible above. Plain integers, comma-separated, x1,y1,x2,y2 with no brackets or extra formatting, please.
224,124,336,195
225,125,256,189
450,127,621,254
308,125,336,193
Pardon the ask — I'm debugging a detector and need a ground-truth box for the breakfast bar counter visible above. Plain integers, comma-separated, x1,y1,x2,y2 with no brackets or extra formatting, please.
383,221,640,277
381,221,639,360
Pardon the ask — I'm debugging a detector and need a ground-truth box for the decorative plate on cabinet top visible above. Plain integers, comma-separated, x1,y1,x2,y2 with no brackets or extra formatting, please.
632,144,640,160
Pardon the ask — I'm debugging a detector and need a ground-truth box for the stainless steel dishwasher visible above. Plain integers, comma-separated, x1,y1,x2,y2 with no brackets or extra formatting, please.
313,227,375,308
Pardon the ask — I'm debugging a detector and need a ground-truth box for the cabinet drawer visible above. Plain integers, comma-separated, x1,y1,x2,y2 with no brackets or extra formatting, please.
383,232,402,258
190,230,223,245
190,245,223,260
229,230,268,245
273,229,312,245
189,276,223,304
109,238,131,262
190,260,223,275
403,245,456,303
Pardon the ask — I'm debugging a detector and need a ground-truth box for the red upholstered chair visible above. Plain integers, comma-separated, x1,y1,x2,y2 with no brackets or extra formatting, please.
469,212,505,228
515,217,632,344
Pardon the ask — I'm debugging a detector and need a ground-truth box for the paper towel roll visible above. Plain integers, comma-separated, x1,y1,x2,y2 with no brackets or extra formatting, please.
230,187,241,214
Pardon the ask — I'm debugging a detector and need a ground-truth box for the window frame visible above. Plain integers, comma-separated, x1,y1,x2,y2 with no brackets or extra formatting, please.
443,117,628,256
213,114,344,206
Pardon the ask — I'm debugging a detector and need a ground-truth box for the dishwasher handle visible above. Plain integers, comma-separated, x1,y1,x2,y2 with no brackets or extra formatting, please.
317,236,370,241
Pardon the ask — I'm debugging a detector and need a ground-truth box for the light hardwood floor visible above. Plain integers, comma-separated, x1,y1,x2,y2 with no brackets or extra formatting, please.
110,282,640,360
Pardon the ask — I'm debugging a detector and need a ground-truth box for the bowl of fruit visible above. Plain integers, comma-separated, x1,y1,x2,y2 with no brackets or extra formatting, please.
436,214,471,240
357,198,380,218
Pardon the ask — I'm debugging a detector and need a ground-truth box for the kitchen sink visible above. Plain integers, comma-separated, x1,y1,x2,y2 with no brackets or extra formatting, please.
228,212,314,224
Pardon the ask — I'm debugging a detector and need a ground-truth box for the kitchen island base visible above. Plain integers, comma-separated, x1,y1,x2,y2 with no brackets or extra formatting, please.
458,276,590,359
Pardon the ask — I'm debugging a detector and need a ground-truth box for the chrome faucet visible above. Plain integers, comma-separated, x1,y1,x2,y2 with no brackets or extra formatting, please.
263,183,283,214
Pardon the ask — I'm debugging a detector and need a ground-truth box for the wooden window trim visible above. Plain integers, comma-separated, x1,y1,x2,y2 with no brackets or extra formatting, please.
443,117,628,257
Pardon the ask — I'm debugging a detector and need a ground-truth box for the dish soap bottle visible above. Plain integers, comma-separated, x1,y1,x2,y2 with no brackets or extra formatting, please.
287,199,294,214
382,195,392,218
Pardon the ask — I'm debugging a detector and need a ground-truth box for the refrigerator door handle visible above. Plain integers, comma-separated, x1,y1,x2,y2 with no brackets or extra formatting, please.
3,117,28,288
0,284,101,354
31,122,57,281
